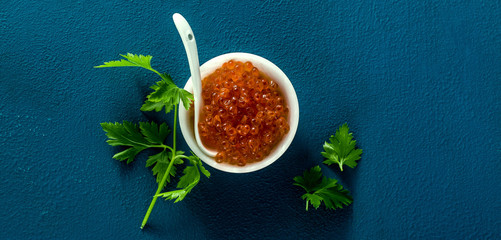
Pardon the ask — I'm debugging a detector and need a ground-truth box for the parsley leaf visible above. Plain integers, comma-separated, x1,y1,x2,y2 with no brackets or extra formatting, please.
94,53,194,113
141,74,193,113
145,150,184,186
140,100,168,112
100,121,169,164
139,121,170,144
94,53,158,74
321,123,363,171
293,166,353,211
156,154,210,203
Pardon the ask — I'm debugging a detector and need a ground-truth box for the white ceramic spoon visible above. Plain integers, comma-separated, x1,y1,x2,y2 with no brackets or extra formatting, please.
173,13,217,157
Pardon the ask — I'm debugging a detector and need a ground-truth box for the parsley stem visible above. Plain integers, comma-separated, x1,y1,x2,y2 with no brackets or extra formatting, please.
149,144,173,152
150,144,166,149
141,104,179,229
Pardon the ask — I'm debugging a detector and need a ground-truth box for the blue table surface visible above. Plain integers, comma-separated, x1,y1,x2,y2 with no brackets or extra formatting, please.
1,1,500,239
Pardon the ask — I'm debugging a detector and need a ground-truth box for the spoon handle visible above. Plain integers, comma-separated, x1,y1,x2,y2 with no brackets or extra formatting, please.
173,13,217,157
172,13,202,99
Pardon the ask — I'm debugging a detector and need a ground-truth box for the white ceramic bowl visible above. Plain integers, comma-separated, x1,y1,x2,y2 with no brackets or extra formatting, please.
179,52,299,173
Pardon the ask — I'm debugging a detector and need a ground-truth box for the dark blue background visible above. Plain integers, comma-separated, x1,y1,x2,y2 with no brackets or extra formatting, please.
1,1,500,239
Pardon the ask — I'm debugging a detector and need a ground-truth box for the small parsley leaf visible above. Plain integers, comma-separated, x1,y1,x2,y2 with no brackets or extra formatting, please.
146,150,184,187
142,76,193,113
139,122,170,144
293,166,353,211
140,100,169,112
100,121,169,164
321,123,363,171
112,148,144,164
94,53,157,73
156,154,210,203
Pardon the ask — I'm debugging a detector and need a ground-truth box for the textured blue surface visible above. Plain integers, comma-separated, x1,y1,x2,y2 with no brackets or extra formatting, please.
1,1,500,239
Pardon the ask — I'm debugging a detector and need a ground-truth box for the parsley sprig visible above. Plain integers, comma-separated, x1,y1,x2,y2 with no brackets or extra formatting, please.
96,53,209,229
293,123,362,211
322,123,362,171
293,166,352,210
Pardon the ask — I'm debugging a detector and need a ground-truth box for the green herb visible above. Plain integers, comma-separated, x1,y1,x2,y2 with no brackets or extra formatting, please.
96,53,209,229
156,154,210,202
140,73,193,113
100,121,182,185
95,53,193,113
293,166,352,211
100,121,170,164
95,53,159,73
321,123,362,171
293,123,362,211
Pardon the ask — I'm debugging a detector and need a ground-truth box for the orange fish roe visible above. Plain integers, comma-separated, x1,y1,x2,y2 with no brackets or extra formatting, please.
198,60,290,166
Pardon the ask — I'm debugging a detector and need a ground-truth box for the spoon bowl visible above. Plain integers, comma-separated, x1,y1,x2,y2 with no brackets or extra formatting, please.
179,52,300,173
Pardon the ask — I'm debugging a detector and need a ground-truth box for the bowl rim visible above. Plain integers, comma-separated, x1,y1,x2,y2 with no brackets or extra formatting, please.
179,52,299,173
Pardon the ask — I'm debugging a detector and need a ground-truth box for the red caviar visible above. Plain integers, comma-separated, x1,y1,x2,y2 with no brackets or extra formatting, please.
198,60,290,166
